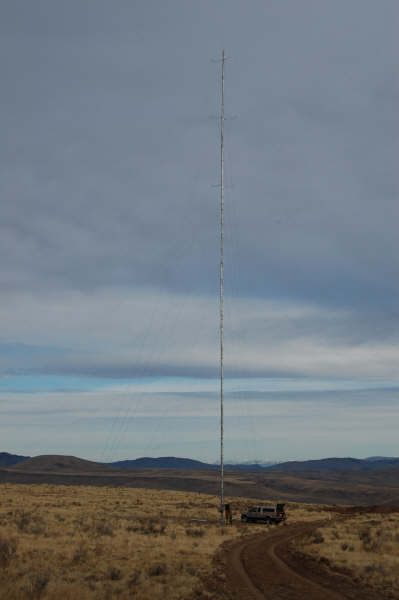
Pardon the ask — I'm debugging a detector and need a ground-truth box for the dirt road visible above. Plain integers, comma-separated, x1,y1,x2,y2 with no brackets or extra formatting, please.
216,521,387,600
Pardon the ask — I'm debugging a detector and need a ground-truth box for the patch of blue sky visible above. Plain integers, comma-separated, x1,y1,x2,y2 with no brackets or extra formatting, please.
106,376,399,395
1,373,398,394
0,374,120,393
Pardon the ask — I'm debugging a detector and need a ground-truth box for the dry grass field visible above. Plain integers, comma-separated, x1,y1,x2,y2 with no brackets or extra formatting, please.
0,483,317,600
296,511,399,598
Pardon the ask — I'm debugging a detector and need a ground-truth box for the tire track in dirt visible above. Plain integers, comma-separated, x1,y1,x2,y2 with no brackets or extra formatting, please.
221,521,383,600
224,522,343,600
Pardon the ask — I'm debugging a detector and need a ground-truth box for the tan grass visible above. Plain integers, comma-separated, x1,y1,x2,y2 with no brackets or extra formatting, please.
297,512,399,598
0,482,316,599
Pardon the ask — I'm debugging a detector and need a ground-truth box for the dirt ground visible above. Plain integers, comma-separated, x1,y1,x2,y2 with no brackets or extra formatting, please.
200,513,398,600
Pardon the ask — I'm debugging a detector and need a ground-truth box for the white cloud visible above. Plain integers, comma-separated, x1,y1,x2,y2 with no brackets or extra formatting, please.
1,288,399,380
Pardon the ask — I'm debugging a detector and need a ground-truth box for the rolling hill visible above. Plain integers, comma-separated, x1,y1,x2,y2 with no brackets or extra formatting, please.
266,457,399,472
107,456,216,470
0,452,30,467
10,455,115,473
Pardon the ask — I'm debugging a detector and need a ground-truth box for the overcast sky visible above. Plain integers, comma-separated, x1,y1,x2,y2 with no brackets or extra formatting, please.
1,1,398,462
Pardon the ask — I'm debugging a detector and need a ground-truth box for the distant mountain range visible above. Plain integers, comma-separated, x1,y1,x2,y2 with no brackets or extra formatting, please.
3,452,399,506
106,457,274,471
108,456,215,470
107,456,399,472
2,452,399,473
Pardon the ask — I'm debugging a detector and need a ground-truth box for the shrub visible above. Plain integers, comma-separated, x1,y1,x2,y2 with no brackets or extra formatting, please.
28,572,50,599
30,520,46,535
311,529,324,544
14,509,32,531
148,563,167,577
363,540,378,552
108,566,122,581
127,570,141,588
13,510,46,535
126,518,166,535
359,527,371,543
185,528,205,538
364,564,384,575
0,537,17,568
94,519,113,536
72,543,89,564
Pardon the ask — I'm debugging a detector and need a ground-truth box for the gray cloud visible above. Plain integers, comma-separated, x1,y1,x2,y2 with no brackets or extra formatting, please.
0,0,398,381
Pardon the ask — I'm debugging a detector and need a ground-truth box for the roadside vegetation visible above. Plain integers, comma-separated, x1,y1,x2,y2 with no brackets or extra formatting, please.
296,512,399,598
0,482,316,599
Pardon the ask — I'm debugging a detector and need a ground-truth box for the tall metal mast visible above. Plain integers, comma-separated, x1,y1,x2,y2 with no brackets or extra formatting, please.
219,49,225,523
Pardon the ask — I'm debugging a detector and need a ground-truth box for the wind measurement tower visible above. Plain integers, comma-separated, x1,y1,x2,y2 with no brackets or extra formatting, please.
218,49,226,524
